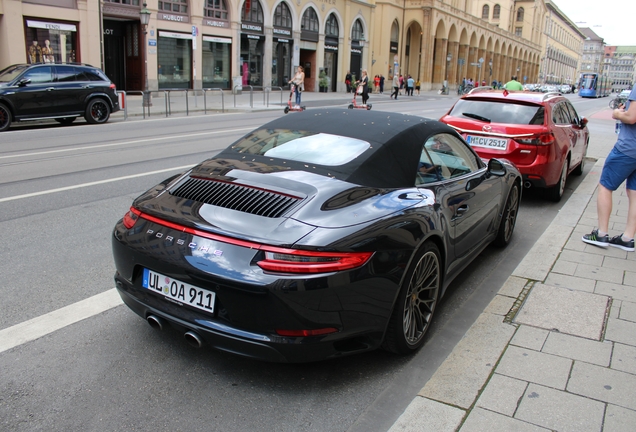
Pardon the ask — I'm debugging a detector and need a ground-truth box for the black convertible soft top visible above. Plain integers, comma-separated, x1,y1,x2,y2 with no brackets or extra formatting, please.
201,109,461,188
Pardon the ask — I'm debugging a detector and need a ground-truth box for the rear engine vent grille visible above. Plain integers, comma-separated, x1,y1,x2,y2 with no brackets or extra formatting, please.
171,178,301,218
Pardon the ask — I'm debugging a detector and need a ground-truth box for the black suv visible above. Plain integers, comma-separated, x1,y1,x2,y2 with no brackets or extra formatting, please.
0,63,120,132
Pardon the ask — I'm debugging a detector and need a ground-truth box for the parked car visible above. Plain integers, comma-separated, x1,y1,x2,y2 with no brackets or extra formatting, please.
0,63,119,132
440,90,588,201
112,109,522,363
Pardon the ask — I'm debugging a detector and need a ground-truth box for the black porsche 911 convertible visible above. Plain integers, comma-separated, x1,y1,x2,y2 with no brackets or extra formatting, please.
112,109,521,363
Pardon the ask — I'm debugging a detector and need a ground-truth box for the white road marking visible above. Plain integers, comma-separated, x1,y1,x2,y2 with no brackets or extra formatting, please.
0,127,253,161
0,165,194,203
0,289,123,354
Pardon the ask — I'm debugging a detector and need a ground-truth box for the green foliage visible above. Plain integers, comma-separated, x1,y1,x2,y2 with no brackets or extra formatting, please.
319,71,329,87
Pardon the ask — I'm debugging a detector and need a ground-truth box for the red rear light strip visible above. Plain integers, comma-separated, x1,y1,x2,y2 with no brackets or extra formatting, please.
276,328,338,337
125,207,373,273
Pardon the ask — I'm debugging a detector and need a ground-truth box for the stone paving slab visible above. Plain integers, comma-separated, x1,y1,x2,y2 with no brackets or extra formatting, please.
543,273,596,293
515,383,605,432
460,407,549,432
475,374,528,416
498,276,528,298
514,284,610,340
512,224,573,281
618,300,636,322
541,332,612,366
510,326,549,351
567,361,636,410
605,317,636,346
387,397,464,432
611,343,636,375
418,313,515,409
604,404,636,432
572,262,624,284
595,281,636,303
495,345,572,390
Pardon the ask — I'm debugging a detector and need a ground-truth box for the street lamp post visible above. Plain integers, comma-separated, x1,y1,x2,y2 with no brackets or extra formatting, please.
444,54,452,94
489,59,492,84
140,2,151,109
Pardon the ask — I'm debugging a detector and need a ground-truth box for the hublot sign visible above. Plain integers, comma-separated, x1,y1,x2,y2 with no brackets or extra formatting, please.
159,13,190,23
204,19,229,29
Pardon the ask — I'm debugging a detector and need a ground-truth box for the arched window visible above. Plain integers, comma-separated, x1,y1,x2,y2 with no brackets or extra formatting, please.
493,4,500,19
274,2,292,28
325,14,339,37
352,19,364,40
241,0,263,23
204,0,228,21
301,7,319,33
482,4,489,19
391,21,399,42
517,7,524,22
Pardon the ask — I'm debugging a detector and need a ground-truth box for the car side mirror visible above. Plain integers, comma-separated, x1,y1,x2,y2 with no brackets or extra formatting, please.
17,78,31,87
579,117,588,128
487,158,507,177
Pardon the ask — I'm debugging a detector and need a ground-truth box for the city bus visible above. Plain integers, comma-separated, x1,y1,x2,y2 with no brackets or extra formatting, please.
578,73,611,98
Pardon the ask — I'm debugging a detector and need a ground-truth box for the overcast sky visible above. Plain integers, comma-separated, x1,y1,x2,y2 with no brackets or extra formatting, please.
551,0,635,46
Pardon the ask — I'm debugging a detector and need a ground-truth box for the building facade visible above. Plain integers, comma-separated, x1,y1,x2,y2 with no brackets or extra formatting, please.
579,27,604,77
605,46,635,92
2,0,578,94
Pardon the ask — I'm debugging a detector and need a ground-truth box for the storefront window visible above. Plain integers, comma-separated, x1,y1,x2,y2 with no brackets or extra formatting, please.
25,20,78,64
158,32,192,89
202,37,231,89
240,0,264,87
103,0,140,5
273,2,292,28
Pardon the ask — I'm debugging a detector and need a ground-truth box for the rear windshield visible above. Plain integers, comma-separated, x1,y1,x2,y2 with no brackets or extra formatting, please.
229,129,370,166
449,99,545,125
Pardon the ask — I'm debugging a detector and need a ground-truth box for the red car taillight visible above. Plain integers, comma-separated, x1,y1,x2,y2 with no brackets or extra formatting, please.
515,132,555,146
257,249,373,274
122,207,141,229
110,83,116,90
120,208,373,274
275,328,339,337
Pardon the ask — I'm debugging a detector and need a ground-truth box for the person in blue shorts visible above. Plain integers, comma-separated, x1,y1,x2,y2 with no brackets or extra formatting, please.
583,87,636,251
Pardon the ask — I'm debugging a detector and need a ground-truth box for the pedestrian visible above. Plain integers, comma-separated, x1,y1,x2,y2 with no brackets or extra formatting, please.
504,75,524,91
355,70,370,106
374,75,380,94
391,74,399,99
291,65,305,109
415,79,421,95
345,71,352,93
379,75,385,94
582,86,636,252
407,75,414,96
399,74,404,95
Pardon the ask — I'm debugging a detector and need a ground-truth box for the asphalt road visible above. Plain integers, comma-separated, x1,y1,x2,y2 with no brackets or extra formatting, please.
0,94,610,431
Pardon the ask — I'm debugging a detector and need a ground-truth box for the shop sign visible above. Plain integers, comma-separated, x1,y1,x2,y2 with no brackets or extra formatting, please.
351,48,362,54
203,19,229,29
149,39,157,46
325,37,338,51
390,42,398,53
276,39,290,43
273,28,291,37
26,20,77,32
159,13,190,23
241,23,263,33
158,31,192,40
203,36,232,44
247,35,260,40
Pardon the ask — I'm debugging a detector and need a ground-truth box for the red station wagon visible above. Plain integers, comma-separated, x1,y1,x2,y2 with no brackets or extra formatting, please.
440,90,589,201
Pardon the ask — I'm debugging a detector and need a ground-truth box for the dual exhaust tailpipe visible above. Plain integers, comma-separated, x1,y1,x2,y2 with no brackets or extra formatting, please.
146,315,203,348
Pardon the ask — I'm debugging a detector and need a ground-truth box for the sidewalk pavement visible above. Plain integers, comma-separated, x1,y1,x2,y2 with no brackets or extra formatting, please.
388,111,636,431
110,88,441,119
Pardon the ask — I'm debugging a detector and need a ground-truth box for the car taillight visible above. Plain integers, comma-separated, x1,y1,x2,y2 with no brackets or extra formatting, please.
122,207,141,229
257,249,373,274
515,132,555,145
110,83,116,90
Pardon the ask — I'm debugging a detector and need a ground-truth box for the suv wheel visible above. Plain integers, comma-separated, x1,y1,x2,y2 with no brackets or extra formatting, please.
0,103,11,132
85,99,111,124
547,159,568,202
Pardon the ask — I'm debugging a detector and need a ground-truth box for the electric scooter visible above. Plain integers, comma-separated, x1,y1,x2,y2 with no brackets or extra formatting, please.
284,83,306,114
348,85,372,110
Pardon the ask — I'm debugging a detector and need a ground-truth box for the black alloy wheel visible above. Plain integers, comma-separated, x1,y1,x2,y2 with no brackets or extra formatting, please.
383,241,441,354
85,99,111,124
493,183,520,247
0,102,11,132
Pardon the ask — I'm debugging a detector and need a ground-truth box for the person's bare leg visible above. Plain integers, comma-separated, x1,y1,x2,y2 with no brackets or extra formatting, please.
597,184,613,235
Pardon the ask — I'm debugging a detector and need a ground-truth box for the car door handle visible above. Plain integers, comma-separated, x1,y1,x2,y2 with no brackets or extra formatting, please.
46,87,55,91
453,205,469,220
82,85,92,88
